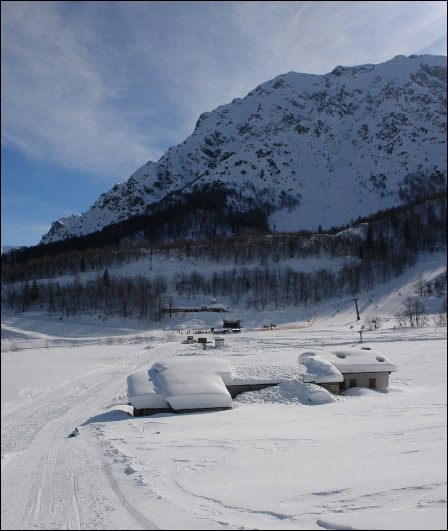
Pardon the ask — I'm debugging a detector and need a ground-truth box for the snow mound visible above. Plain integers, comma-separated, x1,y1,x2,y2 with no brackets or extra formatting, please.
341,387,389,397
306,387,336,404
234,380,335,405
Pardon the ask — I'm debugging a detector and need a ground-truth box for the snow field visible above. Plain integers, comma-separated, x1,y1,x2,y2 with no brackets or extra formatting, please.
1,251,446,529
94,332,446,530
2,318,446,529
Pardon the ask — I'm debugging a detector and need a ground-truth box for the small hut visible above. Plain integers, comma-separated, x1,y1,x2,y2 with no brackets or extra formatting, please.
298,347,397,394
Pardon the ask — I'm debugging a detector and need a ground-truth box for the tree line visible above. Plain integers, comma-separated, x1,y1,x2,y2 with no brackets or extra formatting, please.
3,270,166,321
3,195,446,285
2,195,446,321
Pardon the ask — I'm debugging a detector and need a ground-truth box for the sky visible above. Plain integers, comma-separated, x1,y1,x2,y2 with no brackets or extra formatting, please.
1,1,447,248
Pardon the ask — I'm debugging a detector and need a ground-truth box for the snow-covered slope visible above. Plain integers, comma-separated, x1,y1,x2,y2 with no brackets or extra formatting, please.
42,54,447,244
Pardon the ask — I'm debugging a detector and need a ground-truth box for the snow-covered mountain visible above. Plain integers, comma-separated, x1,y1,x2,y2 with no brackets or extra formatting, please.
41,54,447,244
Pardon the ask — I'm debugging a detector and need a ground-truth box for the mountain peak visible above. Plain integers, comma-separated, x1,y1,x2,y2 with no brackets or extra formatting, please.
41,55,447,245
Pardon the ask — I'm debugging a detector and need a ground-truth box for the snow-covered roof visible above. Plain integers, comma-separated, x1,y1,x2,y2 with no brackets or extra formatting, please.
298,354,344,383
152,358,232,382
127,370,170,409
128,358,233,411
298,348,397,374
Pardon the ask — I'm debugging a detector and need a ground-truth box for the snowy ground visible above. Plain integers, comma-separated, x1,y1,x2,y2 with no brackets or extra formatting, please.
1,258,447,530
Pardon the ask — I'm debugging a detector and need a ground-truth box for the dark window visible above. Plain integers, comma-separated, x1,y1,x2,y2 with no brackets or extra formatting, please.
369,378,376,388
349,379,357,388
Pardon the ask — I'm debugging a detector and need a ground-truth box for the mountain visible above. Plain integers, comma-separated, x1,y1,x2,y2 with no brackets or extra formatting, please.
41,54,447,245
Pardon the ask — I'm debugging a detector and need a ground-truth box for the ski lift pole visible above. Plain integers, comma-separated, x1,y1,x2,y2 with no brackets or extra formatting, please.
352,298,360,321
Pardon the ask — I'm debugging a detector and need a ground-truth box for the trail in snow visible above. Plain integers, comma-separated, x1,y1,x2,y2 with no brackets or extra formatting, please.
1,346,160,530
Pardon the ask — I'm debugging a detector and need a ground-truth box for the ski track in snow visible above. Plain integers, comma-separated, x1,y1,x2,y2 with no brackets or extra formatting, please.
1,346,160,530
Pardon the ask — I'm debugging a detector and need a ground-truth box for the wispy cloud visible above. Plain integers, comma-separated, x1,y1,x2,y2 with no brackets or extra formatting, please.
1,192,74,218
1,0,446,184
1,1,164,180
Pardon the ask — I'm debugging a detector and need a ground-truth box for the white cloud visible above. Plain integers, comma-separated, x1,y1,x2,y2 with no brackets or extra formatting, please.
1,1,166,179
1,1,446,184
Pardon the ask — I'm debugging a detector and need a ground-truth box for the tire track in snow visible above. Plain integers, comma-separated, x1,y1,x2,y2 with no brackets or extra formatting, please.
1,348,150,454
104,463,159,530
68,443,82,530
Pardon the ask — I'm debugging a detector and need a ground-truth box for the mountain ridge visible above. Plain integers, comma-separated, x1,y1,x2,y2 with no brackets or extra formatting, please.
41,54,447,245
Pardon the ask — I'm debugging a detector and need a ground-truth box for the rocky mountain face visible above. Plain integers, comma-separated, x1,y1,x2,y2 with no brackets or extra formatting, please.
41,54,447,244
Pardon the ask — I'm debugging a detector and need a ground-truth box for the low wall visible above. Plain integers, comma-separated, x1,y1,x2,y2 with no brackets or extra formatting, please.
317,382,341,395
225,382,279,398
133,406,232,416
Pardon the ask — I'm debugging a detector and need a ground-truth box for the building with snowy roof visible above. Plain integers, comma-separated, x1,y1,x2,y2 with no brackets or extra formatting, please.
162,298,229,315
298,347,397,393
127,358,278,416
298,354,344,394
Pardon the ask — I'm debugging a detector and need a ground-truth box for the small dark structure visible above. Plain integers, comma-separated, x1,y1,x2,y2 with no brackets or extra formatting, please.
163,306,227,314
223,319,241,330
197,337,209,350
163,299,228,315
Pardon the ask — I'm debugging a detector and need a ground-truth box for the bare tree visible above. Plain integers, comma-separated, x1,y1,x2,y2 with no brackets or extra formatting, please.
433,298,447,326
365,314,383,329
397,296,427,327
413,273,426,297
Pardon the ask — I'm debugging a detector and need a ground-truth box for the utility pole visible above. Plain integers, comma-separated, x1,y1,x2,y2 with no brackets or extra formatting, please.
352,298,360,321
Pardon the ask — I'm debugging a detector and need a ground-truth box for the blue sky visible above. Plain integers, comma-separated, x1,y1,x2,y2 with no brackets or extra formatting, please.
1,0,447,248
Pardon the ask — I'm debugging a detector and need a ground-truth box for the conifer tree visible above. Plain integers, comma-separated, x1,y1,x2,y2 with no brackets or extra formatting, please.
103,268,111,287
